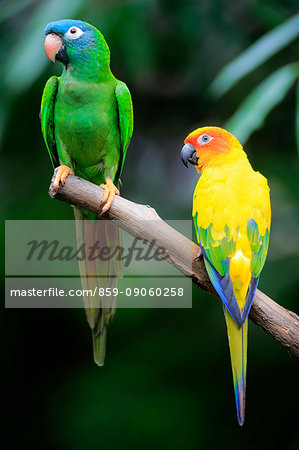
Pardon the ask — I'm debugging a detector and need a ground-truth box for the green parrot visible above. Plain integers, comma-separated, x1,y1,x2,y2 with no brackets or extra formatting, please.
40,19,133,365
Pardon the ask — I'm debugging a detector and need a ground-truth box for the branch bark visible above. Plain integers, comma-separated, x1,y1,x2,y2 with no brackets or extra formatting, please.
49,174,299,357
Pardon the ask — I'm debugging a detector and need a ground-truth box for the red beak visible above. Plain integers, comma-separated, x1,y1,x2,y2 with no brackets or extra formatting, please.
45,33,63,63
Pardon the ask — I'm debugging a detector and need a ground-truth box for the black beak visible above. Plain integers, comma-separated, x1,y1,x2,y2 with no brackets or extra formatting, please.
56,44,70,65
181,143,198,167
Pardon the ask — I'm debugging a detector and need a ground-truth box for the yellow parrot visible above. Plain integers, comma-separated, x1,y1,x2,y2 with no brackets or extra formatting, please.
181,126,271,425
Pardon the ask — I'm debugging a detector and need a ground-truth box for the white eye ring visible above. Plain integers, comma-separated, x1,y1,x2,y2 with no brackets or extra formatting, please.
198,134,212,145
64,26,84,40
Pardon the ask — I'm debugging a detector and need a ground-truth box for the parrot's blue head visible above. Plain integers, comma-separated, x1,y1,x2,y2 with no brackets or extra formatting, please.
44,19,110,71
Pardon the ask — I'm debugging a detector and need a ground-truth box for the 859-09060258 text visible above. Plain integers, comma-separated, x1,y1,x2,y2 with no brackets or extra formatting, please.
9,286,185,298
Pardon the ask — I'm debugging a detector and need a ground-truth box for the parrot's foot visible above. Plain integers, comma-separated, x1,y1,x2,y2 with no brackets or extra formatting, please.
100,178,119,214
53,165,74,191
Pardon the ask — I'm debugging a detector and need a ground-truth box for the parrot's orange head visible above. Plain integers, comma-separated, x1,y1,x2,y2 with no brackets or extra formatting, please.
181,126,243,172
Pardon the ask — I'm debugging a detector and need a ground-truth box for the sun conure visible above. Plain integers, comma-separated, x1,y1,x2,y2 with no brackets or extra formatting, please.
181,126,271,425
40,19,133,366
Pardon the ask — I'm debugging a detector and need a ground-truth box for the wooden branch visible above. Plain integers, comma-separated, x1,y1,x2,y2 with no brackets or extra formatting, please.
49,174,299,357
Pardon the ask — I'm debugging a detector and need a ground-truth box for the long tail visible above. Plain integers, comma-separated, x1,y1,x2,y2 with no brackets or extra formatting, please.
74,207,122,366
224,306,248,426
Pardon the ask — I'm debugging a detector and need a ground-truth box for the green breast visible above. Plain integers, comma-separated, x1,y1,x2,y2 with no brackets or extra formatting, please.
55,74,121,185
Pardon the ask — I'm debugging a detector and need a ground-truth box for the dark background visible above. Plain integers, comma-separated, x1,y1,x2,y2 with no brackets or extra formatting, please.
1,1,299,449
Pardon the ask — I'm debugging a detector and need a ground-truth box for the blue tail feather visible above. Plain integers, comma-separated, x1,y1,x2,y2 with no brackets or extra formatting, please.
200,244,258,326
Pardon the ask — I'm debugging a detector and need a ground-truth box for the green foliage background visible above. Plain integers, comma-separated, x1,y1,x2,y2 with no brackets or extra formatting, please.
1,1,299,449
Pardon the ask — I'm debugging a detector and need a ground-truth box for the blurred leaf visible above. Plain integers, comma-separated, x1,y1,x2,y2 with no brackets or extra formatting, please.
296,80,299,157
225,63,299,144
3,0,85,94
0,0,37,23
250,1,288,28
0,0,86,146
209,13,299,98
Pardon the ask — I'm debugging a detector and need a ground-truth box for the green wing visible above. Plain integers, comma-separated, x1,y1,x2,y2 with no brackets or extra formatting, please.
247,217,270,277
40,76,59,168
115,81,133,181
194,212,236,277
194,213,269,279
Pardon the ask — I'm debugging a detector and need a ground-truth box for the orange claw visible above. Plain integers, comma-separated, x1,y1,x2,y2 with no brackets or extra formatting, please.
53,165,74,191
100,177,119,213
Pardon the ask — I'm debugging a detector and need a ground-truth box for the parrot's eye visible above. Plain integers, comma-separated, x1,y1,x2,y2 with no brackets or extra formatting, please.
64,26,84,40
198,134,212,145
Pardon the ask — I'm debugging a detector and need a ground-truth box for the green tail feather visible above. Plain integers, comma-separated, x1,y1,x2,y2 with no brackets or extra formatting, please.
92,325,107,367
74,207,120,366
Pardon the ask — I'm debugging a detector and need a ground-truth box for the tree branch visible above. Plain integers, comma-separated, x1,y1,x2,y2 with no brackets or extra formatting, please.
49,174,299,357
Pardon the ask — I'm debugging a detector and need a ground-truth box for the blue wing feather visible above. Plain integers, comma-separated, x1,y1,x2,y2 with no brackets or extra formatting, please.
199,237,259,327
